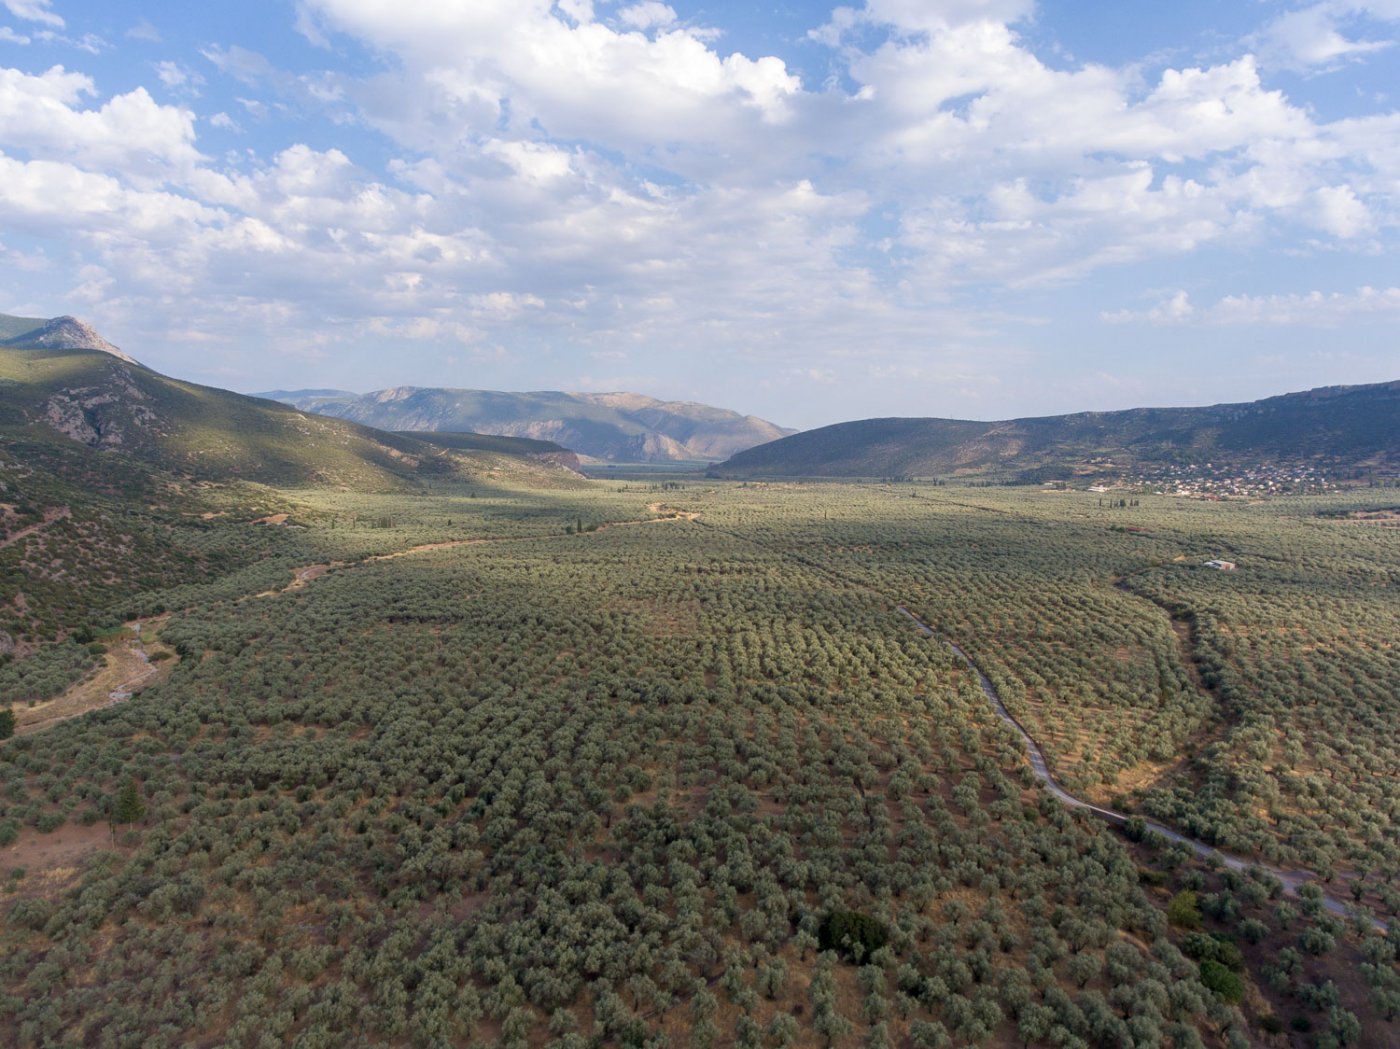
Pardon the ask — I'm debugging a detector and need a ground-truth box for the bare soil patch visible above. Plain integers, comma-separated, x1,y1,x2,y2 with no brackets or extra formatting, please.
12,618,176,736
1341,508,1400,525
255,561,346,598
367,539,493,562
0,822,112,894
646,502,701,521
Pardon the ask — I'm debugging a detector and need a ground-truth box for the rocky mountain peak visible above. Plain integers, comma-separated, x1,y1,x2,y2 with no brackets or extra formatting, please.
1,315,135,363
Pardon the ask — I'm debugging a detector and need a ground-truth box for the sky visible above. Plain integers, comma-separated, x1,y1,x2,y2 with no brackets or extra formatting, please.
0,0,1397,429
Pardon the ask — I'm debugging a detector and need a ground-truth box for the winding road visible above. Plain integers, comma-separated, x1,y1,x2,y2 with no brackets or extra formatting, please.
895,606,1385,930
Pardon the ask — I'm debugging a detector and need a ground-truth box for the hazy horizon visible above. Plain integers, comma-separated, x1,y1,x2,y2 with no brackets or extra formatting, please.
248,374,1398,434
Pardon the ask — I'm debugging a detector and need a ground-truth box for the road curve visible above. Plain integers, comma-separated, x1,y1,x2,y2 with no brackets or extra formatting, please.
895,606,1384,930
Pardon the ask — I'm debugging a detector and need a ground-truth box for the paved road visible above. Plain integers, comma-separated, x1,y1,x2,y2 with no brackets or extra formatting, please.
895,606,1384,929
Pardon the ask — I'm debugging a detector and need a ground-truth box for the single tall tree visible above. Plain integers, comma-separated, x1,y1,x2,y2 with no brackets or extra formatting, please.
110,777,145,841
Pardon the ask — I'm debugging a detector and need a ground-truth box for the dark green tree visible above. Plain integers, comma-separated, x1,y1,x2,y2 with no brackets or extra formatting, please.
110,777,145,840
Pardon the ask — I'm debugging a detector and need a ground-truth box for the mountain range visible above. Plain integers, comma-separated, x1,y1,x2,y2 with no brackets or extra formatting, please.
7,311,1394,486
262,387,795,463
713,380,1400,481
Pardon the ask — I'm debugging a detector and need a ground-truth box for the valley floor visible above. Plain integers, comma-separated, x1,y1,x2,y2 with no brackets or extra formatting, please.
1,480,1397,1048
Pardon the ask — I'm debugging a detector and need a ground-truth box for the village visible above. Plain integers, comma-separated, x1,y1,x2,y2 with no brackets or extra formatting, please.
1085,460,1351,498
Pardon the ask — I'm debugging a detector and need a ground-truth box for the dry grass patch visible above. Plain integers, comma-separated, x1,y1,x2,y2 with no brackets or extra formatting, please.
12,617,176,736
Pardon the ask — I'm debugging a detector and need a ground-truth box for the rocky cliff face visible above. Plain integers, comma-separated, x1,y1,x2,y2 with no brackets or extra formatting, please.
41,365,161,448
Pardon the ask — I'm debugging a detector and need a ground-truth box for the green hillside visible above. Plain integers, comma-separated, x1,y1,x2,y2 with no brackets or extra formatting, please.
0,343,586,655
714,380,1400,482
0,347,587,491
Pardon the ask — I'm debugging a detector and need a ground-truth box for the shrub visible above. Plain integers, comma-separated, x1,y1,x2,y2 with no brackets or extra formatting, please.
1199,960,1244,1004
1180,932,1244,971
818,910,889,963
1167,890,1202,929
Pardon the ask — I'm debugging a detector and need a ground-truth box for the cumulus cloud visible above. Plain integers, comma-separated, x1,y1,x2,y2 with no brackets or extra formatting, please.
0,1,1397,417
0,66,202,179
273,0,1395,302
0,153,217,236
303,0,802,151
1310,184,1373,237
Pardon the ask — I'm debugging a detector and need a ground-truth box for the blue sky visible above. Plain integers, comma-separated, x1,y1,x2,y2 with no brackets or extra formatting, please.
0,0,1397,429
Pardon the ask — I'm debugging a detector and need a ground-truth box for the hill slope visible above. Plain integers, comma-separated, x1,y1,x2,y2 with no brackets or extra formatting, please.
0,336,587,654
714,381,1400,481
0,346,583,491
264,386,795,462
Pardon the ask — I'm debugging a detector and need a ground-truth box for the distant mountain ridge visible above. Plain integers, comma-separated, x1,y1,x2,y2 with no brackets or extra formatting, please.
714,381,1400,481
263,386,796,463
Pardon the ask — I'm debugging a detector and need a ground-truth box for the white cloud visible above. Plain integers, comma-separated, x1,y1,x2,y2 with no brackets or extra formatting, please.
125,19,161,43
1210,286,1400,325
1310,184,1372,237
816,0,1035,44
469,291,544,319
1104,286,1400,327
0,26,29,43
1255,1,1400,71
0,153,217,236
2,0,61,29
293,3,331,48
304,0,802,150
617,3,676,31
1,3,1397,419
155,60,204,96
284,0,1390,302
0,66,202,180
1101,290,1196,325
156,61,187,88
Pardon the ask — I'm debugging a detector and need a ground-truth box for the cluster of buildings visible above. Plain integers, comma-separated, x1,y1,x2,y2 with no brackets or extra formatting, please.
1100,461,1342,498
